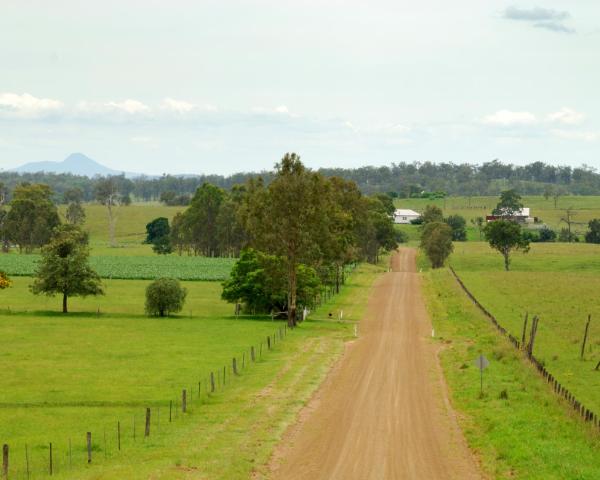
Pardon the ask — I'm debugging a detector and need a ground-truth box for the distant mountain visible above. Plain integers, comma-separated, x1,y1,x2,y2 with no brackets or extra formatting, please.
11,153,140,178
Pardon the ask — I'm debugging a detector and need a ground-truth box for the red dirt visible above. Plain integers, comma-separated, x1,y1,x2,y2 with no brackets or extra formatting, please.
269,248,482,479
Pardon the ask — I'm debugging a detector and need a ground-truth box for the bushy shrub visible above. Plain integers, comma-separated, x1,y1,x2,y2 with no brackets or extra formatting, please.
538,226,556,242
145,278,187,317
0,271,11,290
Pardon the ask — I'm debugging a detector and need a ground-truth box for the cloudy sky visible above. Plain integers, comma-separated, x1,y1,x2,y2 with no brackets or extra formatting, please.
1,0,599,175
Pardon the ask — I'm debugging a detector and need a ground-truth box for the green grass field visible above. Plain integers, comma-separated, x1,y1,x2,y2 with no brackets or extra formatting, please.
395,194,600,240
423,268,600,479
446,242,600,418
65,203,184,250
0,258,385,479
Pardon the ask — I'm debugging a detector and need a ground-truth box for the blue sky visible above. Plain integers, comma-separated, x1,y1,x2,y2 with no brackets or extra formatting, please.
1,0,599,175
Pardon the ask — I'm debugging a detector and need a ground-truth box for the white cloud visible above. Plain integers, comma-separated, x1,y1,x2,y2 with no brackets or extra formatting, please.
105,99,150,114
482,110,537,126
552,129,598,142
161,97,195,114
0,92,63,119
76,99,150,116
251,105,296,117
547,107,585,125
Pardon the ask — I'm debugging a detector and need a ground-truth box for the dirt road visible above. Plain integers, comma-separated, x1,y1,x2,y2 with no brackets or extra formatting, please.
270,249,482,480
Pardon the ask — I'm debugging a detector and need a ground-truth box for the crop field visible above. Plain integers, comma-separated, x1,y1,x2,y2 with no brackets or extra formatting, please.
0,261,384,479
423,268,600,479
0,255,235,281
448,242,600,418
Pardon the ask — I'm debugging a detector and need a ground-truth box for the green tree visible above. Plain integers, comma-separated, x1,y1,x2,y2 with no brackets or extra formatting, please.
420,205,444,224
31,225,103,313
470,216,485,240
445,214,467,241
4,183,61,253
152,235,173,255
584,219,600,244
222,248,320,314
64,188,86,225
538,227,557,242
0,182,8,252
94,176,132,247
492,189,523,217
484,220,530,271
420,222,453,268
180,183,226,256
244,154,327,327
145,217,170,244
145,278,187,317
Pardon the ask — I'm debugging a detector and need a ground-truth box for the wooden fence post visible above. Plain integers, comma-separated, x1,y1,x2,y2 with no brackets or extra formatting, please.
145,408,151,437
49,442,52,475
581,314,591,359
182,390,187,413
267,336,271,350
521,312,528,349
169,400,173,422
86,432,92,464
2,444,8,479
210,372,215,393
250,346,255,362
233,357,238,375
117,421,121,451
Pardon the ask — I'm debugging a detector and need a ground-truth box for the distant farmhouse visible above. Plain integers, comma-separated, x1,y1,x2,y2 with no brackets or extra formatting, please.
486,207,535,224
394,209,420,224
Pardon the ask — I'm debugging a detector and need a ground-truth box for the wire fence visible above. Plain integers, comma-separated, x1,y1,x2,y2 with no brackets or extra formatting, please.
0,270,357,479
449,266,600,433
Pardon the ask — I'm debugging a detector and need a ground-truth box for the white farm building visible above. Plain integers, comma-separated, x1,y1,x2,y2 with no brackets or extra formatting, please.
394,209,420,224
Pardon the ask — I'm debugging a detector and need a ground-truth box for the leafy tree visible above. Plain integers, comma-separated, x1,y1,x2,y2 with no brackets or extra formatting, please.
152,235,173,255
492,189,523,217
558,227,578,243
421,205,444,224
64,188,86,225
145,217,170,244
420,222,453,268
470,216,485,240
559,207,578,242
4,183,60,253
0,182,7,252
94,176,132,247
373,193,395,216
222,248,320,314
538,227,556,242
484,219,530,271
243,154,328,327
584,219,600,244
145,278,187,317
180,183,225,256
0,271,11,290
31,225,103,313
445,214,467,241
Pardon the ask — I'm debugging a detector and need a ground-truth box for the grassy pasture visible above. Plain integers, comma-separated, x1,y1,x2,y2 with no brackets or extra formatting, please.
395,195,600,240
0,260,385,479
57,203,184,251
447,242,600,419
423,268,600,479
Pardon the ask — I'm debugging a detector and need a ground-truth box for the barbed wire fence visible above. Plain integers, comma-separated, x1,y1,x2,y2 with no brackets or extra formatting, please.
449,267,599,433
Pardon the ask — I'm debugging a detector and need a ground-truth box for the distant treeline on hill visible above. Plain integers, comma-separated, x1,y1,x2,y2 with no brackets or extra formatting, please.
2,159,600,201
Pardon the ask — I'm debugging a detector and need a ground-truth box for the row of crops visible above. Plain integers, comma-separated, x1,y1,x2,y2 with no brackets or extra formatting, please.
0,255,235,281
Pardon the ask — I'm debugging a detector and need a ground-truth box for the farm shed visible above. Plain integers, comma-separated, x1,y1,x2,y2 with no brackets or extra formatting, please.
394,209,420,224
486,207,534,224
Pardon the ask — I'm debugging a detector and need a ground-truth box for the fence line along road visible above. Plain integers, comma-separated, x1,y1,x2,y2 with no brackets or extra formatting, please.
449,266,599,432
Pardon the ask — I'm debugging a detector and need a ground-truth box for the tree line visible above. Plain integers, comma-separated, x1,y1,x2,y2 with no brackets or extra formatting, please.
5,159,600,202
0,155,399,323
